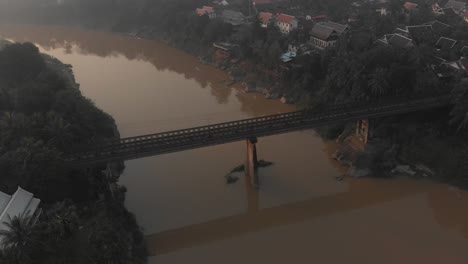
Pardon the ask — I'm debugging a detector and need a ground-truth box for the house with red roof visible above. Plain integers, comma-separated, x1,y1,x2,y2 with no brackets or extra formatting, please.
196,6,216,19
404,2,418,10
259,12,273,28
464,10,468,22
276,13,298,34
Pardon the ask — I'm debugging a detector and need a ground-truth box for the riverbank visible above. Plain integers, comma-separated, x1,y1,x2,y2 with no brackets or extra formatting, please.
86,26,468,191
0,40,147,263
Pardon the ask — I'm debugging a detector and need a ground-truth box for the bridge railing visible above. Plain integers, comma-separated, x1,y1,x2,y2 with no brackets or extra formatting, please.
66,94,452,164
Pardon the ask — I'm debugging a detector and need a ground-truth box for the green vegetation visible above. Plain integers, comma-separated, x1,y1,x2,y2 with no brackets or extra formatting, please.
0,42,147,263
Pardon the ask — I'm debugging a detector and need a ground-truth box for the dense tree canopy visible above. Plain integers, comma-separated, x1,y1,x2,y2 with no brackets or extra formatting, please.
0,42,146,263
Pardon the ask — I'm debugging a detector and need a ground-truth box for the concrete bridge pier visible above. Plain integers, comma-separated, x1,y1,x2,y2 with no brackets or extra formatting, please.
356,119,373,144
245,137,259,189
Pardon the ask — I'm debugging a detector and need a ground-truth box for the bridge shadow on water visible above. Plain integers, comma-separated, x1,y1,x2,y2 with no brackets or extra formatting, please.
145,175,468,256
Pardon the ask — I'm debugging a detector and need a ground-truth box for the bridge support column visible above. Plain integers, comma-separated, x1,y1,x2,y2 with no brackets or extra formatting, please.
356,119,372,144
245,137,259,189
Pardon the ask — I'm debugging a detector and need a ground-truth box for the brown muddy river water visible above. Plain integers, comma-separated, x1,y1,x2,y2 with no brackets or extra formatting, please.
3,24,468,264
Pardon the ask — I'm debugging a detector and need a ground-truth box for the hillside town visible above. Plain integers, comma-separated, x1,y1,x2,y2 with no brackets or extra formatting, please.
194,0,467,86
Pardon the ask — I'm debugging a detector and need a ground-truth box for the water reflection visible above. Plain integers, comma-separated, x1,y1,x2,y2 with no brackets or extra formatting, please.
0,24,291,118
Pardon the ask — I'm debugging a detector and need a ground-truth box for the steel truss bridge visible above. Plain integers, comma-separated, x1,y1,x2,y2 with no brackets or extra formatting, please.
66,95,451,168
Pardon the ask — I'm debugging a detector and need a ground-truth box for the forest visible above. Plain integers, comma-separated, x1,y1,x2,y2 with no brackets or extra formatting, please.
0,42,147,263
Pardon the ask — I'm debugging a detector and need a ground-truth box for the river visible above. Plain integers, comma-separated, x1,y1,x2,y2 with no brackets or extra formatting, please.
3,24,468,264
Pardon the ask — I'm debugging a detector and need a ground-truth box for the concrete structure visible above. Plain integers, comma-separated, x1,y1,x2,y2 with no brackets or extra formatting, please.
0,187,41,234
356,119,371,144
245,137,259,189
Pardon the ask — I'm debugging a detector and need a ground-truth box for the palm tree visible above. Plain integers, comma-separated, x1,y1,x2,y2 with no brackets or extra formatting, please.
368,67,391,98
45,112,72,150
0,215,37,264
0,112,28,147
15,138,44,170
46,201,78,240
0,112,16,142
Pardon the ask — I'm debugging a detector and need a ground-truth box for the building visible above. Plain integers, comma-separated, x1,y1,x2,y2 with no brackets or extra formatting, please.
276,14,298,34
404,2,418,11
221,10,247,26
443,59,468,75
309,15,328,22
309,24,339,49
259,12,273,28
319,21,349,36
436,37,457,49
428,20,451,35
380,33,413,48
465,10,468,22
461,46,468,57
432,3,445,15
196,6,216,19
0,187,41,236
444,0,466,15
377,7,389,16
393,27,410,37
406,25,433,44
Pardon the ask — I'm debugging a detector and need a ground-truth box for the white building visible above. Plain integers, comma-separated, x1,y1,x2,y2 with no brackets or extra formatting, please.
0,187,41,235
276,14,298,34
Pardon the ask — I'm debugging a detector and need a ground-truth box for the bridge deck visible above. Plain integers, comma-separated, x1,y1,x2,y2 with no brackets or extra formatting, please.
66,96,451,168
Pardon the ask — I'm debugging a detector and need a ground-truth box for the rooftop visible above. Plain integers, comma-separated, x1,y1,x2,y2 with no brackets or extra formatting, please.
436,37,457,49
388,34,413,48
461,46,468,56
406,25,433,43
310,24,337,40
445,0,466,13
0,187,41,233
429,20,451,34
259,12,273,25
277,14,296,24
319,21,348,35
196,6,214,16
404,2,418,10
393,28,410,37
222,10,246,26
